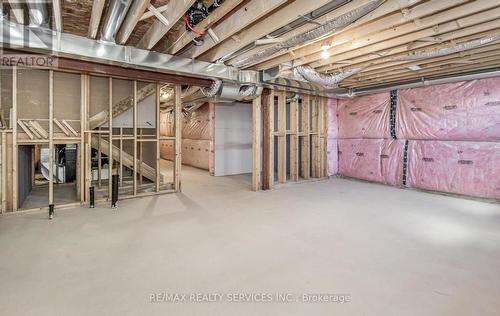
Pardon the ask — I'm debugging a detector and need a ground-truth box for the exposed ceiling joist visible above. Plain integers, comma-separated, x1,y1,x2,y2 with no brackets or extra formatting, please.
137,0,197,50
116,0,151,45
249,0,462,70
165,0,244,54
181,0,288,59
196,0,339,62
52,0,62,32
88,0,106,39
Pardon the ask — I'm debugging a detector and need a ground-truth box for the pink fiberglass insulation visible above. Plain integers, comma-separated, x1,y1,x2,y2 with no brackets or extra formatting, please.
160,104,211,140
160,139,210,170
397,77,500,141
159,104,213,170
327,98,338,139
337,92,391,139
327,138,338,176
407,140,500,199
338,139,404,186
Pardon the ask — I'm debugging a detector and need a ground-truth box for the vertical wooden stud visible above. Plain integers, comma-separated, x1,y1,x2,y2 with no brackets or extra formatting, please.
108,77,113,200
12,67,18,211
289,96,299,181
133,80,137,195
301,94,310,180
208,101,215,176
49,70,54,206
252,95,261,191
174,85,182,192
277,91,286,183
155,83,160,192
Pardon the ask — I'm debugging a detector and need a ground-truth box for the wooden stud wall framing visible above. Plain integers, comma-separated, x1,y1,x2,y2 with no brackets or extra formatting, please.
252,95,261,191
1,67,182,214
255,90,329,191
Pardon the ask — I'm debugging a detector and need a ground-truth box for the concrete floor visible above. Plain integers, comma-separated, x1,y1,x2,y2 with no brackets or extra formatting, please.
1,165,500,316
21,183,78,210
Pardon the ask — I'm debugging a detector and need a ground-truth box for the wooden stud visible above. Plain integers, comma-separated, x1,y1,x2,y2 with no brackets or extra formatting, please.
119,128,123,186
108,77,113,200
268,91,274,187
208,101,215,176
12,67,18,211
133,81,138,195
156,83,161,192
301,94,310,180
252,95,262,191
277,91,286,183
49,70,54,205
174,85,182,192
1,132,6,213
289,97,299,182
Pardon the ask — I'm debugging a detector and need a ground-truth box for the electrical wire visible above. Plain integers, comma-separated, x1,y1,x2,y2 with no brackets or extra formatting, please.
185,13,205,36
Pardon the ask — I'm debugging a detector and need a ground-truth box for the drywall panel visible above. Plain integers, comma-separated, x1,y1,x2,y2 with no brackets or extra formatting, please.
338,138,404,186
397,77,500,141
215,102,252,176
337,92,390,139
407,140,500,199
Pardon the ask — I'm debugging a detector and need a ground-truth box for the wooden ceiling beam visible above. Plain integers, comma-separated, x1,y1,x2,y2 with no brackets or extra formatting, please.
116,0,151,45
250,0,468,70
307,8,500,77
343,44,500,83
88,0,106,39
180,0,288,59
253,1,500,71
137,0,197,50
165,0,244,55
317,21,500,74
345,57,500,89
52,0,62,32
194,0,338,62
227,0,397,67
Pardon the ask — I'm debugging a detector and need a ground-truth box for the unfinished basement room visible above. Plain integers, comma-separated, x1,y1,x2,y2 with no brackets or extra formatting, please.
0,0,499,315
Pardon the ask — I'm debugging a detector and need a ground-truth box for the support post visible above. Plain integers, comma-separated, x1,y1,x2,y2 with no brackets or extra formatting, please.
277,91,286,183
108,78,113,200
301,94,310,180
155,83,160,192
133,81,137,195
290,96,299,181
12,67,18,211
252,95,261,191
49,70,54,216
174,85,182,192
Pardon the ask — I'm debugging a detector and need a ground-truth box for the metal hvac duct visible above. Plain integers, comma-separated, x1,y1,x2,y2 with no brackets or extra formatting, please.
294,65,363,89
0,19,240,81
27,0,50,28
101,0,133,43
395,35,500,61
232,0,385,68
116,0,150,45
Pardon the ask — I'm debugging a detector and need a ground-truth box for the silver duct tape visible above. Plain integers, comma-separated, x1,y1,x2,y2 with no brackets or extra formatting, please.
396,35,500,61
295,65,363,89
232,0,385,68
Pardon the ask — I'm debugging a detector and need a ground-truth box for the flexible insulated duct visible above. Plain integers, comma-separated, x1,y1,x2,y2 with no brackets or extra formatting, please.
231,0,385,68
395,35,500,61
201,79,223,97
294,66,363,89
101,0,133,43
